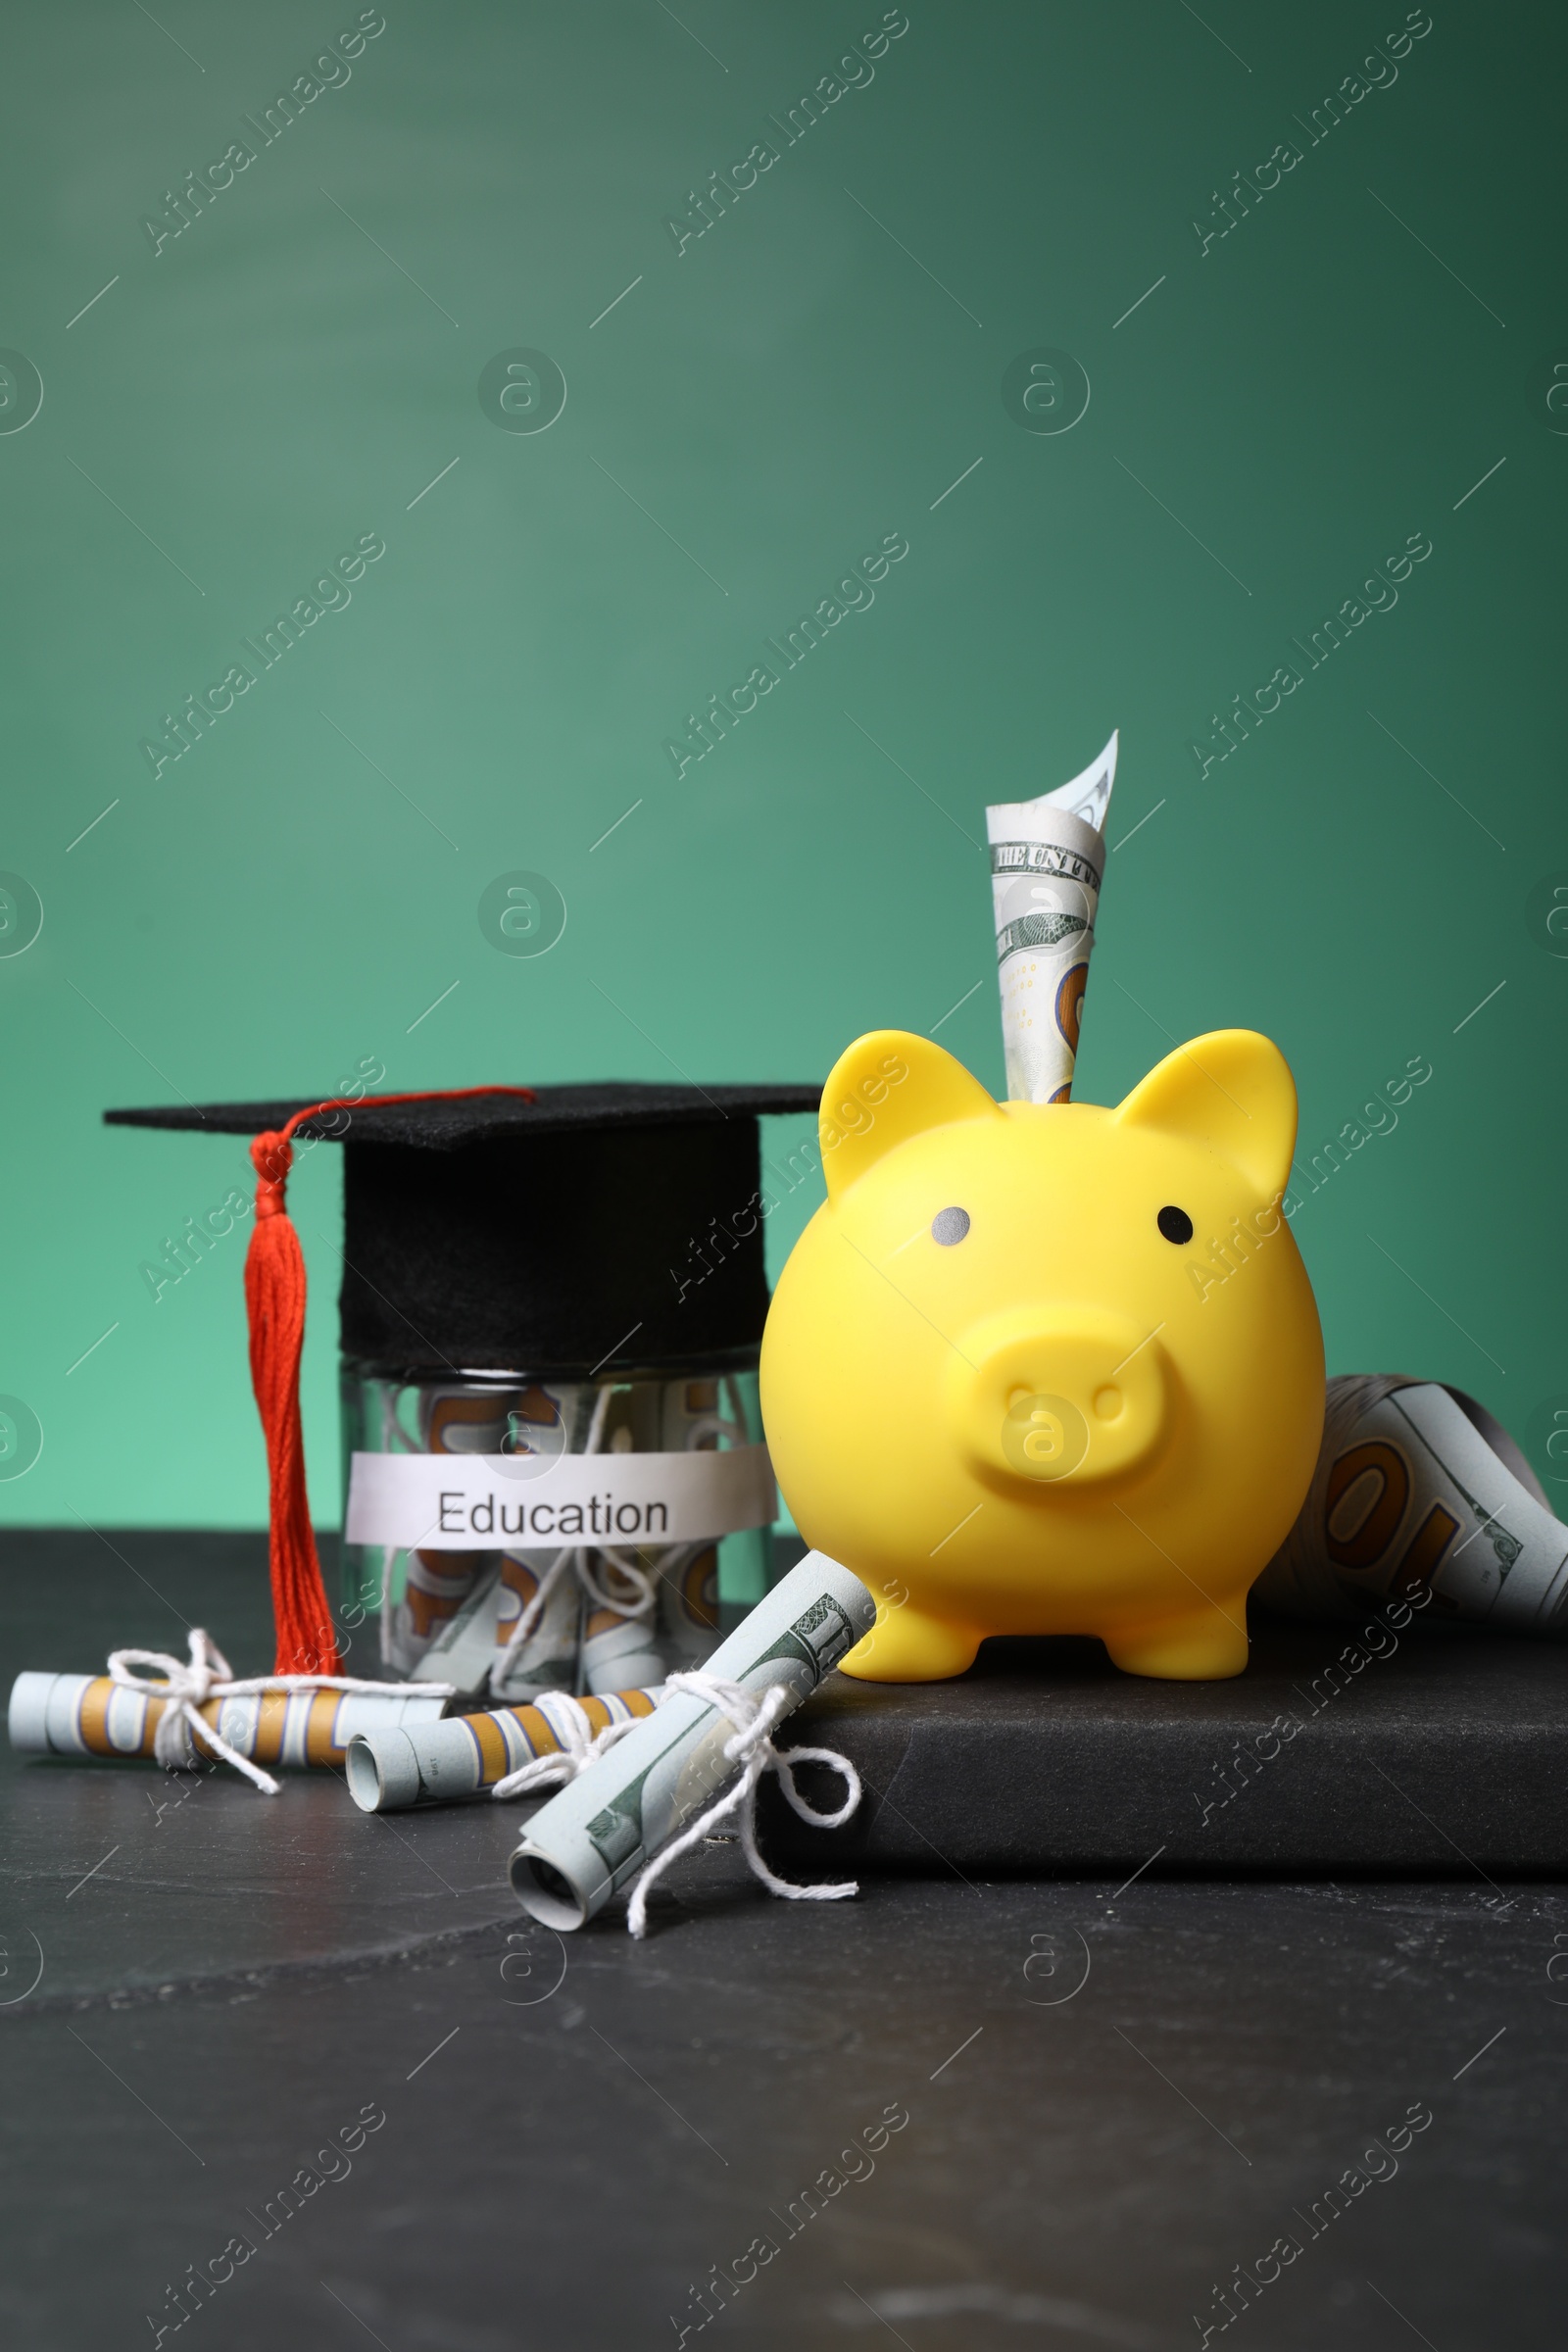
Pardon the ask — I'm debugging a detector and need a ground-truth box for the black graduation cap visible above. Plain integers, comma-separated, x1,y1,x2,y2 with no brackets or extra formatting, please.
108,1082,819,1372
105,1081,818,1672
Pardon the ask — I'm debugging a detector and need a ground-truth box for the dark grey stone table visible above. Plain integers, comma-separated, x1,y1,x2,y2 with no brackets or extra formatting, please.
2,1531,1564,2350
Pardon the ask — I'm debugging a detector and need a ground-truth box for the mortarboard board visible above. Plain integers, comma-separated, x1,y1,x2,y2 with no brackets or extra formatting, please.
106,1082,818,1676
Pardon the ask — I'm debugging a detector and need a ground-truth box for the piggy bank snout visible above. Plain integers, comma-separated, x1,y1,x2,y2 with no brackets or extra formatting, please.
952,1307,1168,1489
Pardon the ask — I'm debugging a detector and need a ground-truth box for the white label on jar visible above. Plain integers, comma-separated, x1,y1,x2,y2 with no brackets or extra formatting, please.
344,1445,777,1551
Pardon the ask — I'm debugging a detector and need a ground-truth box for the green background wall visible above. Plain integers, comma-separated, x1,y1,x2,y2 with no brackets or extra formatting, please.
2,0,1564,1528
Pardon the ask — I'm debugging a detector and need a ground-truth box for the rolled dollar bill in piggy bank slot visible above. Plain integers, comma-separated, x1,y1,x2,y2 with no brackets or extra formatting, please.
988,730,1116,1105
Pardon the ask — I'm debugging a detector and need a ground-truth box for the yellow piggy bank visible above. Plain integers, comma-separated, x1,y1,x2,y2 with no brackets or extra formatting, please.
760,1028,1324,1682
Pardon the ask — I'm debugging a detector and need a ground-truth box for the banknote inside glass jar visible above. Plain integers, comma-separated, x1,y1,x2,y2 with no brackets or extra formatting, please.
338,1361,775,1698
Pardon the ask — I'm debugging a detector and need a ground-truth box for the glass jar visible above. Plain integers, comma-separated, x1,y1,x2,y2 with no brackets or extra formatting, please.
339,1354,774,1698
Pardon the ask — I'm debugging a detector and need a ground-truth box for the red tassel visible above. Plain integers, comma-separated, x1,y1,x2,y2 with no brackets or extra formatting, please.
243,1088,536,1675
246,1131,338,1675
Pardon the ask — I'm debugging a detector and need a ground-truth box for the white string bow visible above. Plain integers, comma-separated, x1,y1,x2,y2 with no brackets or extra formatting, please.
487,1687,648,1801
107,1628,458,1796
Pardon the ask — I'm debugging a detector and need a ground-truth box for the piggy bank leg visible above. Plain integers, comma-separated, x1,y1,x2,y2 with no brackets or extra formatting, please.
839,1606,982,1683
1102,1605,1250,1682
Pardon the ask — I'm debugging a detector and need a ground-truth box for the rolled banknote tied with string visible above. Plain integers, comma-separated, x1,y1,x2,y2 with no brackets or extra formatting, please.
8,1670,449,1771
988,729,1117,1103
1256,1374,1568,1631
510,1550,876,1931
344,1685,659,1812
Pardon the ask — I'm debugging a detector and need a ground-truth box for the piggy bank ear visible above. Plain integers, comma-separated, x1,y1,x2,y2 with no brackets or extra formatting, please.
1111,1028,1297,1200
819,1029,1003,1201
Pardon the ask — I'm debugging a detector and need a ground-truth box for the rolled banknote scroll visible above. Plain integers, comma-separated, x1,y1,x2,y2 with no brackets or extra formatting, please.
510,1550,876,1931
8,1670,449,1771
987,729,1117,1103
344,1685,659,1812
1255,1374,1568,1631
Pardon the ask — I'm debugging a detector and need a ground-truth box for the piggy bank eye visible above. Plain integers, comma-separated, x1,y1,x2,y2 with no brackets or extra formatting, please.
1156,1205,1194,1245
931,1206,970,1246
